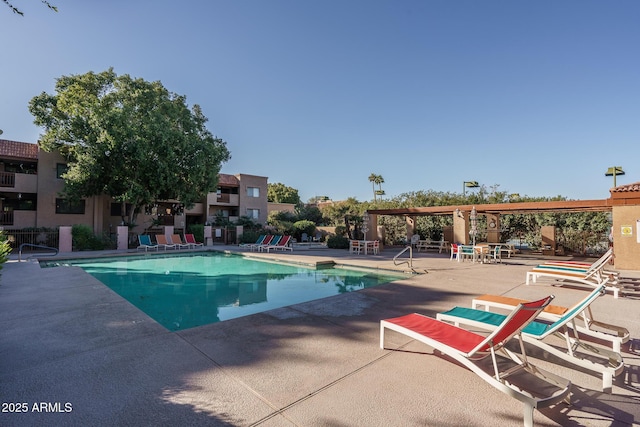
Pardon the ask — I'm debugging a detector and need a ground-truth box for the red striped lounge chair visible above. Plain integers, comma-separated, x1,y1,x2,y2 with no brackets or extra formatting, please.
381,295,570,427
184,233,204,248
265,235,293,252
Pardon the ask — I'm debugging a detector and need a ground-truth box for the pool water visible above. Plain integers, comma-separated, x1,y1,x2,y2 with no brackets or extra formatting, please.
48,252,406,331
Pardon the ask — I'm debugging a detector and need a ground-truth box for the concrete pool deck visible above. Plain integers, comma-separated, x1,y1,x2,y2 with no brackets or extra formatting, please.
1,246,639,426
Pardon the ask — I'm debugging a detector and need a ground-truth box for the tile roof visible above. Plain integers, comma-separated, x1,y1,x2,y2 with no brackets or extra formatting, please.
0,139,39,160
218,173,240,186
611,182,640,193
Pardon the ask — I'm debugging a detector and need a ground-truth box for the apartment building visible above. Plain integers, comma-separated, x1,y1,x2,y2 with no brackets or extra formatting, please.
0,139,268,234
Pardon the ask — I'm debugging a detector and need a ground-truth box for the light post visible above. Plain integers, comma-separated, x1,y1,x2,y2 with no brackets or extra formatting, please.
605,167,625,187
463,181,479,196
362,212,369,240
469,206,478,246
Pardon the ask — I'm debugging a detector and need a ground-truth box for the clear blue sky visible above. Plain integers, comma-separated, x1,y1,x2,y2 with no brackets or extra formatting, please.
2,1,639,203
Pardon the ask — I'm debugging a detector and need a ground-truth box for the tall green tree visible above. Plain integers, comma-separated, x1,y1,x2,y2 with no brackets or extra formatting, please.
29,68,230,226
267,182,301,205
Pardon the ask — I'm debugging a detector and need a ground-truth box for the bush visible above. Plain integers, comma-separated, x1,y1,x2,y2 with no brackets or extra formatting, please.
327,235,349,249
293,220,316,240
239,229,263,244
72,224,105,251
0,231,11,274
188,224,205,244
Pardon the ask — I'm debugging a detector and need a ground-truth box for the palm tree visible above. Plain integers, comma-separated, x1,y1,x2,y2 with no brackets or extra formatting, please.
368,173,378,202
374,175,385,200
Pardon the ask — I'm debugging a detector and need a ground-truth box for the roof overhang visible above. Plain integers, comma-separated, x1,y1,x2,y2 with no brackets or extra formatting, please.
367,199,613,217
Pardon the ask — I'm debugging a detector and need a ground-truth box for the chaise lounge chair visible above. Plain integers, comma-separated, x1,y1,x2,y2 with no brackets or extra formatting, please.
155,234,177,250
249,235,274,252
471,291,630,353
239,234,265,249
526,249,620,298
436,284,624,393
381,296,571,427
257,235,282,252
170,234,191,249
184,233,204,249
137,234,159,251
265,235,293,252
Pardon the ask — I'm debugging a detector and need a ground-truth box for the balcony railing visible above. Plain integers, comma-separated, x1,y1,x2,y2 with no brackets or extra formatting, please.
0,171,15,188
0,210,13,225
217,193,230,203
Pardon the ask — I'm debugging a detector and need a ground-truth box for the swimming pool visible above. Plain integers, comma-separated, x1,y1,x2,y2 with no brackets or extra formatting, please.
47,252,406,331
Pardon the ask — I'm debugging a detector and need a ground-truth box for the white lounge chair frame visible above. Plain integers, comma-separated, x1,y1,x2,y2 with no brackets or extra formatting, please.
526,256,620,298
381,296,571,427
437,285,623,393
471,293,630,353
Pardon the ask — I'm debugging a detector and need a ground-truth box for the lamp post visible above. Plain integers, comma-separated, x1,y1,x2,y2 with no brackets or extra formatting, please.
469,206,478,246
362,212,369,240
605,167,625,187
463,181,479,196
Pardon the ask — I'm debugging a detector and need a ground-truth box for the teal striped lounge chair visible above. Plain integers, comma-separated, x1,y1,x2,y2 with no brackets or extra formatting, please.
437,284,623,393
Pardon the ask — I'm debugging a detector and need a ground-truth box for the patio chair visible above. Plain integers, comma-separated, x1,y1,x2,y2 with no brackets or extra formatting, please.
155,234,177,250
457,245,474,262
184,233,204,248
437,284,623,393
170,234,191,249
487,245,502,263
449,243,459,260
349,240,362,254
381,295,571,427
471,292,630,353
137,235,159,251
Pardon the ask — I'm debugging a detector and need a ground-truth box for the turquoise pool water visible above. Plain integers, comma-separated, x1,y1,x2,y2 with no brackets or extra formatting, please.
46,252,406,331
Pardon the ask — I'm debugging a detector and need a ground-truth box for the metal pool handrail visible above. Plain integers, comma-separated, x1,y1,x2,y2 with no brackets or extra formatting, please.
18,243,59,262
393,245,413,268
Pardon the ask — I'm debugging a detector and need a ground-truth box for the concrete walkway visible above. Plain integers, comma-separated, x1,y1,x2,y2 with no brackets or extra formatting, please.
1,246,639,426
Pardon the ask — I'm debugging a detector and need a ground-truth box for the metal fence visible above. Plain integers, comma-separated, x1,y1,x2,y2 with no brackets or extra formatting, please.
4,229,59,253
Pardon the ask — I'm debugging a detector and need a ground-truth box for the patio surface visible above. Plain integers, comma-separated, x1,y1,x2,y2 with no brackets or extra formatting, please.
1,245,639,426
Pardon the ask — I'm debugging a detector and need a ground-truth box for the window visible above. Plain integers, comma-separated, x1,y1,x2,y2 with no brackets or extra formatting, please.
110,202,132,217
246,187,260,197
56,198,85,214
246,209,260,219
56,163,69,179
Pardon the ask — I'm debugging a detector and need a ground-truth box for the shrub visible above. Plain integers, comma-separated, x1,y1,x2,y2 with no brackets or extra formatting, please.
0,231,11,273
293,220,316,240
72,224,105,251
239,229,263,244
327,235,349,249
188,224,205,244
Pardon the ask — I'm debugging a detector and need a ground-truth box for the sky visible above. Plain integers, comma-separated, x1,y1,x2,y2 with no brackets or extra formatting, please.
1,0,639,203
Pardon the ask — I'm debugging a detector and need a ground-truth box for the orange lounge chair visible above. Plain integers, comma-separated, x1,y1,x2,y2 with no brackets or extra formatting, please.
170,234,191,249
155,234,177,250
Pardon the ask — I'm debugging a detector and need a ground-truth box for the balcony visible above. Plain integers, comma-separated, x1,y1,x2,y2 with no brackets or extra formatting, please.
0,210,13,225
0,172,15,188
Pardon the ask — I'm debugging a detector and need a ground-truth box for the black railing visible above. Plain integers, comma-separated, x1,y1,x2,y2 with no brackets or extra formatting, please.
0,210,13,225
0,171,15,187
